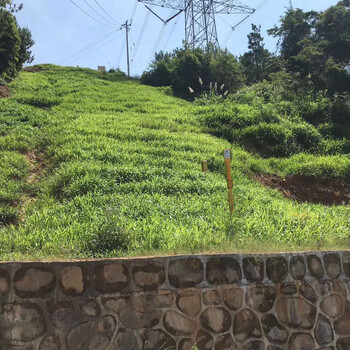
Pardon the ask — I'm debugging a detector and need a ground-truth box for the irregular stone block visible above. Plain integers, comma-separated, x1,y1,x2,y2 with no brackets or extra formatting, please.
246,285,277,312
267,347,283,350
14,267,55,298
232,309,261,342
342,253,350,278
0,303,46,342
337,338,350,350
280,283,297,295
334,301,350,335
324,254,341,279
94,263,129,293
315,314,333,345
67,315,116,350
38,335,60,350
320,294,343,318
276,297,316,329
0,268,10,296
300,283,318,304
203,289,221,306
81,300,100,317
141,329,176,350
47,300,75,330
215,334,238,350
243,257,264,282
266,257,288,282
168,258,203,288
4,345,33,350
243,341,265,350
163,310,196,336
288,333,315,350
60,266,89,296
104,295,161,329
307,255,324,279
221,286,243,310
178,338,194,350
176,289,201,317
290,256,306,280
332,281,347,296
114,330,139,350
200,307,231,333
315,281,332,296
206,257,241,285
132,261,165,291
262,314,288,344
196,330,214,350
154,290,174,308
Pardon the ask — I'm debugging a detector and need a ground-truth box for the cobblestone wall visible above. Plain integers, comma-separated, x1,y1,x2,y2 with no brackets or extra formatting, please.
1,251,350,349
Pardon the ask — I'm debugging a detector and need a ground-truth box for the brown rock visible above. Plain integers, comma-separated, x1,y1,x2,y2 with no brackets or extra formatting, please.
300,283,318,304
168,258,203,288
342,253,350,278
307,255,324,279
60,266,89,296
243,257,264,282
0,303,46,342
154,291,174,308
196,330,214,350
334,301,350,335
315,314,333,345
104,295,161,329
324,254,341,279
221,286,243,310
47,300,75,330
0,268,10,296
337,338,350,350
200,307,231,333
14,267,55,297
215,334,238,350
114,330,139,350
262,314,288,344
246,285,277,312
132,261,165,291
290,256,306,280
203,289,221,306
67,316,116,350
177,289,201,317
276,297,316,329
38,335,60,350
81,300,100,317
94,263,129,293
280,283,297,295
332,281,347,296
141,329,176,350
206,257,241,285
163,310,197,336
289,333,315,350
232,309,261,342
266,257,288,282
315,281,332,296
320,294,343,318
178,339,194,350
243,341,265,350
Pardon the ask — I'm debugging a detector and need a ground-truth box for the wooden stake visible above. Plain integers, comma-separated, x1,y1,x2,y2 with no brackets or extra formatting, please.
224,149,234,214
202,160,208,173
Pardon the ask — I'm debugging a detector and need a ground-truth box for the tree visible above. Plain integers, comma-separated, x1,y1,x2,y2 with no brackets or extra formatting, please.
17,26,35,69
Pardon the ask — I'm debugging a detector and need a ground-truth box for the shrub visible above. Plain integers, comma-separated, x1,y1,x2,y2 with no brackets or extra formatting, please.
291,123,322,152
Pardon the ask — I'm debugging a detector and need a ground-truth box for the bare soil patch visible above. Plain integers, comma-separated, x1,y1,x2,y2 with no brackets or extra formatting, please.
23,65,42,73
252,173,350,206
0,85,10,98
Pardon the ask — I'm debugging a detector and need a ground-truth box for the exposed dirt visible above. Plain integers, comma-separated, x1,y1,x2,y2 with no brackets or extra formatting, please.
23,65,42,73
252,173,350,206
0,85,10,98
18,150,45,222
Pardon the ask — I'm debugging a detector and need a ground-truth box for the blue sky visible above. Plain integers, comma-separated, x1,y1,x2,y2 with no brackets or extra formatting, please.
16,0,337,76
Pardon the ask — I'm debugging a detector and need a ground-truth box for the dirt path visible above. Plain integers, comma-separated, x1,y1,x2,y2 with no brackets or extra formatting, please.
252,173,350,206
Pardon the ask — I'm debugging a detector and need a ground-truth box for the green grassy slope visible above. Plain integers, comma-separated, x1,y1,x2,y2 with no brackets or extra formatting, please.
0,65,349,261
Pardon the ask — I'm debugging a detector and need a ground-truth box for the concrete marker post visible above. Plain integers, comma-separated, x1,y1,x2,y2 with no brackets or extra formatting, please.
224,149,234,214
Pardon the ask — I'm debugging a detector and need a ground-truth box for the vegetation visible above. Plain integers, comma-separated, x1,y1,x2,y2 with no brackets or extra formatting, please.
0,65,349,261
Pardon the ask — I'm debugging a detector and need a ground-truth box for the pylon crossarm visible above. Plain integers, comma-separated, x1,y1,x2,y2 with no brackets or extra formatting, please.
213,0,255,14
138,0,184,10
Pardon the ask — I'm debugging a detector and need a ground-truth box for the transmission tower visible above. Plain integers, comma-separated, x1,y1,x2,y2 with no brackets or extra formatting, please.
138,0,255,49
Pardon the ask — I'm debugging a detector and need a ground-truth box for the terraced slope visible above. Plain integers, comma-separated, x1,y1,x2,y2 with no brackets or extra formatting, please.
0,65,349,260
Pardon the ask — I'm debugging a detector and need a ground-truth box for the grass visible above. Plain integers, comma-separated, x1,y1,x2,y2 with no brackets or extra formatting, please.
0,65,349,261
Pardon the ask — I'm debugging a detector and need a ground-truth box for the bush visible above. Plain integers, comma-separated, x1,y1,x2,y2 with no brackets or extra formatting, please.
291,123,322,152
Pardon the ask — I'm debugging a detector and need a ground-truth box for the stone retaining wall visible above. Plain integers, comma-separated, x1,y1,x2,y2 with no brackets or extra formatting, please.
1,251,350,349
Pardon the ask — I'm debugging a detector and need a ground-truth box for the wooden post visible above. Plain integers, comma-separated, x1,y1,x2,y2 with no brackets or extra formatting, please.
224,149,234,214
202,160,208,173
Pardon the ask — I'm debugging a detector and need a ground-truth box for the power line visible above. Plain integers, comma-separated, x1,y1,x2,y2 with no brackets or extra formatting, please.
82,0,117,26
162,17,179,51
70,0,116,28
59,28,121,64
131,11,151,65
118,38,126,68
93,0,120,25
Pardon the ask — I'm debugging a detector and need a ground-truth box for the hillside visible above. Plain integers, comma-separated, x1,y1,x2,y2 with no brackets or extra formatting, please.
0,65,349,261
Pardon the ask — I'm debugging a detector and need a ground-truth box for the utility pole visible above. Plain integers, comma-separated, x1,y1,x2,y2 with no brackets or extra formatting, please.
121,20,132,76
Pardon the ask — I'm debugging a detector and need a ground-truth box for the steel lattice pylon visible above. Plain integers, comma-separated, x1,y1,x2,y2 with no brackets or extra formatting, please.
138,0,255,49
